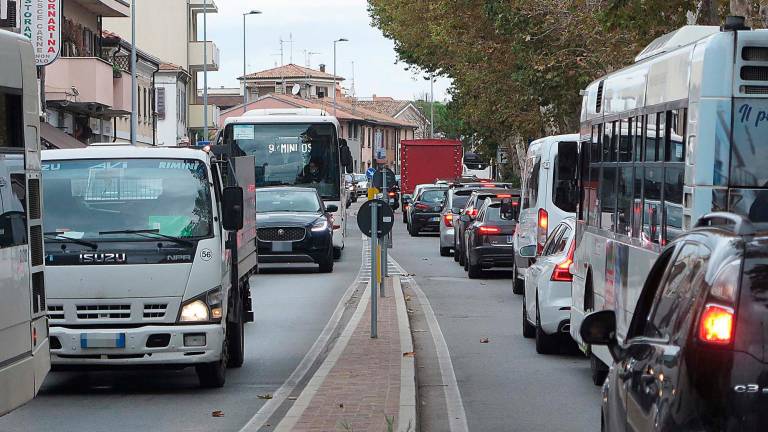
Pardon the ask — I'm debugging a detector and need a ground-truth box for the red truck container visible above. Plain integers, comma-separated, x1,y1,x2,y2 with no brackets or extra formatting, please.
399,139,463,195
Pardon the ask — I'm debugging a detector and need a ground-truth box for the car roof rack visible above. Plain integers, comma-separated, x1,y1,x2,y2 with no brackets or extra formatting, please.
695,212,755,235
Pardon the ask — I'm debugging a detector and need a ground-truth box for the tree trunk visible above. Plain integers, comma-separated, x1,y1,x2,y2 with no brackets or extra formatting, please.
695,0,721,25
731,0,752,25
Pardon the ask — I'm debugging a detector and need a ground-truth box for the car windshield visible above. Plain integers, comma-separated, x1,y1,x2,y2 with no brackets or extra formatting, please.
354,174,367,182
223,123,341,200
42,158,212,241
419,189,446,203
256,189,322,213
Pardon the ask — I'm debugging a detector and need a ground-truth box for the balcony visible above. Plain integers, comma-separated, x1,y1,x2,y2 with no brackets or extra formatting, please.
188,0,219,14
45,57,132,117
77,0,131,17
189,104,220,130
189,41,220,71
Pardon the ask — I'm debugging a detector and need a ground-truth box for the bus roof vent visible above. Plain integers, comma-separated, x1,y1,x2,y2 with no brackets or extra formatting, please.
635,25,719,62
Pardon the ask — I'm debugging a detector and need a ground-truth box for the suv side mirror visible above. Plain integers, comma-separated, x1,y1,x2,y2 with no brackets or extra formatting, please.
579,310,623,361
325,204,339,213
222,186,244,231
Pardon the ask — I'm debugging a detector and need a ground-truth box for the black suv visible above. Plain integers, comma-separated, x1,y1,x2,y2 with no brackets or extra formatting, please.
580,213,768,431
408,187,448,236
454,188,518,266
463,198,519,278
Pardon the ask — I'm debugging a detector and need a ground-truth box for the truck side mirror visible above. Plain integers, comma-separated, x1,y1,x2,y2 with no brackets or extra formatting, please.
222,186,244,231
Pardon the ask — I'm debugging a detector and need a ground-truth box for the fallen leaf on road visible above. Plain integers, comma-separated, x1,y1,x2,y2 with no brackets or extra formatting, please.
405,295,411,301
408,273,416,276
257,394,273,400
339,403,344,408
212,411,225,417
288,396,297,401
480,337,490,343
480,282,487,286
421,258,428,261
407,309,415,314
403,351,416,357
413,329,427,333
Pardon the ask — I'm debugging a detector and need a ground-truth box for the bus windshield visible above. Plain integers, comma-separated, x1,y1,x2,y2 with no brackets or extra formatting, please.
223,123,341,200
42,159,213,241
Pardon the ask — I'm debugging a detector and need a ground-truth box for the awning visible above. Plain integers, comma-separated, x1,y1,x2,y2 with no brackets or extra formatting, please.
40,122,87,150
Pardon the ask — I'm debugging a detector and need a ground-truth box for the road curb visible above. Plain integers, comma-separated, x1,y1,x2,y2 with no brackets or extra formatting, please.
393,276,417,432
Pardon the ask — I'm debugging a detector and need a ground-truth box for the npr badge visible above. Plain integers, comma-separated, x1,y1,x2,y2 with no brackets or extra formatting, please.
201,248,212,261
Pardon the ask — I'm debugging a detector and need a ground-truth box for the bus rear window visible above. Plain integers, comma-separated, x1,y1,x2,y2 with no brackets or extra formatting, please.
553,142,578,212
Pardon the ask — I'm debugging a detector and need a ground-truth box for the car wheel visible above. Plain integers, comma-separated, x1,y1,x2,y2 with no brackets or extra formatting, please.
590,353,609,386
196,338,227,388
459,247,466,266
535,297,559,355
226,313,245,368
522,300,535,338
440,247,451,257
409,223,419,237
512,263,525,295
453,238,461,262
467,255,482,278
333,247,342,260
320,247,335,273
402,211,408,223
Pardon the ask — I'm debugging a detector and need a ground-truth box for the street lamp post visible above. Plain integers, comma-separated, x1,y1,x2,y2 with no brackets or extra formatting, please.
243,10,262,112
130,0,137,145
332,38,348,117
203,0,208,142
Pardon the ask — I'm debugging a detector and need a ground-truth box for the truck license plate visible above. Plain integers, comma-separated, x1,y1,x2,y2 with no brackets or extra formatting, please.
272,241,292,252
80,333,126,349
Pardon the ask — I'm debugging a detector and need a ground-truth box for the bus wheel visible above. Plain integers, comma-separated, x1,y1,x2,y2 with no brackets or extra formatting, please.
590,353,609,386
197,339,228,388
227,317,245,369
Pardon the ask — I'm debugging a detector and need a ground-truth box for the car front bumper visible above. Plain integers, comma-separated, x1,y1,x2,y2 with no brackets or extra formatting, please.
50,323,224,366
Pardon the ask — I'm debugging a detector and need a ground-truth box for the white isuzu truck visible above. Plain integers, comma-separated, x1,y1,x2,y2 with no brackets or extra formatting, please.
41,144,257,387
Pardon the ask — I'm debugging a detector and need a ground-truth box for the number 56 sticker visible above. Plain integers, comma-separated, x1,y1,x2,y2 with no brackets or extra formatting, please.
201,248,213,261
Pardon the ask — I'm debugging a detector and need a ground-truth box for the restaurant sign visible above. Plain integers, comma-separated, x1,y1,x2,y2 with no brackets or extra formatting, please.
21,0,61,66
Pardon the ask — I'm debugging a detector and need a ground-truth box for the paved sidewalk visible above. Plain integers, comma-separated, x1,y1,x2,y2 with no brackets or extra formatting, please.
273,276,415,432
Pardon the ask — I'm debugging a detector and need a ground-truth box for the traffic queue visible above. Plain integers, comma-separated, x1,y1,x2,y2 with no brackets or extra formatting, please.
402,19,768,431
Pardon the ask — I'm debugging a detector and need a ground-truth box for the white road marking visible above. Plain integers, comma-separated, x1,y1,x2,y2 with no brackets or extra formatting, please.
239,240,367,432
390,257,470,432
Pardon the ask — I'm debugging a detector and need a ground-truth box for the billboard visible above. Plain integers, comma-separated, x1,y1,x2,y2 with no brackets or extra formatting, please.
20,0,61,66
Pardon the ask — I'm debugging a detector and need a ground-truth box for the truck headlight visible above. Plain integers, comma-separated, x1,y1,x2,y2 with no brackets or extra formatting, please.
311,218,330,232
179,286,223,323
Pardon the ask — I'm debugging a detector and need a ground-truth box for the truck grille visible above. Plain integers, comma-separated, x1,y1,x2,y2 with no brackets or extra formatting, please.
258,227,305,242
47,305,64,320
76,304,131,320
143,303,168,319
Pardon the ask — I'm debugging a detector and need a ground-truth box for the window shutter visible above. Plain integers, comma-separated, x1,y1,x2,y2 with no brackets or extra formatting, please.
156,87,166,120
0,1,18,28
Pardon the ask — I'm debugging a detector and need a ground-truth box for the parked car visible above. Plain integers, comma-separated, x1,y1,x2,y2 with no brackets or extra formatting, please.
513,134,578,294
407,186,448,236
580,213,768,431
462,197,519,278
454,188,515,266
521,217,576,354
256,187,337,273
352,173,368,198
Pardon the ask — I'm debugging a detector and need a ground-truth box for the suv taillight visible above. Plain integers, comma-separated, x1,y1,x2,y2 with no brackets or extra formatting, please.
478,226,502,235
551,238,575,282
697,259,741,346
537,208,548,254
415,203,429,211
444,213,454,227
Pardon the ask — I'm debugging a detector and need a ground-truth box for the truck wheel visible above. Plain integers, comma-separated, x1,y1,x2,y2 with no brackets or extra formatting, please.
320,247,335,273
197,339,227,388
227,318,245,369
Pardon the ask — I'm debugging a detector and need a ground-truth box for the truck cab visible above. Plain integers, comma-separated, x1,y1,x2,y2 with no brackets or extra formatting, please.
41,145,256,388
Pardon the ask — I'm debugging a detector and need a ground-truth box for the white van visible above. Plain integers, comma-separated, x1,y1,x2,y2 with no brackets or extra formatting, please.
512,134,579,294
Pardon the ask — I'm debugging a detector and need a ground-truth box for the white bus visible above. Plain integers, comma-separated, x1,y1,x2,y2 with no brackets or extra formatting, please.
0,29,49,416
570,20,768,383
218,109,352,257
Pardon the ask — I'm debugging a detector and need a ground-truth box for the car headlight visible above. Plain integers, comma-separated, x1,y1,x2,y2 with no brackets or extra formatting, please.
179,286,223,323
311,218,330,232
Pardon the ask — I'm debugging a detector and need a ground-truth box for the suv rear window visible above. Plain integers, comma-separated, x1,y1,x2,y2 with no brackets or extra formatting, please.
553,142,578,212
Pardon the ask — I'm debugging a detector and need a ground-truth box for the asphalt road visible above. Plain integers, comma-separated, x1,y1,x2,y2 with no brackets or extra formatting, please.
389,217,602,432
0,219,364,432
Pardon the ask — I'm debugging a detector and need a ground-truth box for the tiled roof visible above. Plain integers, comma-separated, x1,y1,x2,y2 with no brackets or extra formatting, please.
351,99,412,118
240,64,343,81
159,63,185,71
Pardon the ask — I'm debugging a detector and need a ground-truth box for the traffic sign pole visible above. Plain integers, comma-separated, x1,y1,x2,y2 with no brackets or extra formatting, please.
370,198,378,339
381,172,389,288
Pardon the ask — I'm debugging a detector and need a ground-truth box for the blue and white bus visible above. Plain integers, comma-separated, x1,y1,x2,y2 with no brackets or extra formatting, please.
0,29,49,416
569,20,768,383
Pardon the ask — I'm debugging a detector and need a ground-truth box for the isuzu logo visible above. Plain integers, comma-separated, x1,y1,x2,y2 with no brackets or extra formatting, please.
79,253,127,264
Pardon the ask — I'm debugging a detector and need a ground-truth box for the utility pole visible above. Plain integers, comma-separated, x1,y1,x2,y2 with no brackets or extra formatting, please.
288,33,294,64
430,74,435,138
279,37,284,65
243,10,262,111
203,0,209,141
130,0,137,146
332,38,348,117
351,61,356,97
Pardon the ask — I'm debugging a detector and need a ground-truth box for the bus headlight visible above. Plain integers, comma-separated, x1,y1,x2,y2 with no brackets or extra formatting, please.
179,286,223,323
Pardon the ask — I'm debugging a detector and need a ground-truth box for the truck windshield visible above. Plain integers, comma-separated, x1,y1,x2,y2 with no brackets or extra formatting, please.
223,123,341,200
42,158,213,241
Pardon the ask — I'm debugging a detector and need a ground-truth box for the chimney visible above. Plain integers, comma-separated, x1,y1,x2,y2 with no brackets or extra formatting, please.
319,64,326,73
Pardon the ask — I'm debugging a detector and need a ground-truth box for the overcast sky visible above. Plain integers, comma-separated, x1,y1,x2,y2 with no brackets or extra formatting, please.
202,0,451,101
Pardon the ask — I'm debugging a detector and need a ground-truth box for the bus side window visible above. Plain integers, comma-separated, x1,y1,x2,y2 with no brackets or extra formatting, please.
0,92,24,148
578,139,591,222
643,166,662,244
0,155,27,249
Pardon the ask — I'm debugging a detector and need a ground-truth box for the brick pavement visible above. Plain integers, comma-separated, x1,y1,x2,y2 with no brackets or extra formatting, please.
280,277,407,432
